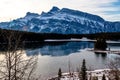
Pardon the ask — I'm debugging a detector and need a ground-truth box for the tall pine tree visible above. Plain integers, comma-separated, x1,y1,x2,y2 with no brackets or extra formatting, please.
102,74,106,80
81,59,87,80
58,68,62,78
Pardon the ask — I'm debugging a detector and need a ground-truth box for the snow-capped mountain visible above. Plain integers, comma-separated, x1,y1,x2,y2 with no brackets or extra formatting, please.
0,6,120,34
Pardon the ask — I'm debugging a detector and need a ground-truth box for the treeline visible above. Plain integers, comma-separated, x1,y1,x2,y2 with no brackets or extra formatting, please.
0,28,120,43
0,29,43,43
0,29,71,43
81,32,120,40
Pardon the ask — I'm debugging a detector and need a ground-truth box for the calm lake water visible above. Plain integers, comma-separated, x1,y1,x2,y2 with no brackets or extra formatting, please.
24,41,120,79
0,41,120,79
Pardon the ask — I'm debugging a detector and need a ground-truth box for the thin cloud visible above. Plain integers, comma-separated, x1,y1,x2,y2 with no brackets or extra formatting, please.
0,0,120,21
55,0,120,21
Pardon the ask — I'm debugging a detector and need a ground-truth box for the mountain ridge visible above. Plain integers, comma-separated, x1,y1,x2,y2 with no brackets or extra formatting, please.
0,6,120,34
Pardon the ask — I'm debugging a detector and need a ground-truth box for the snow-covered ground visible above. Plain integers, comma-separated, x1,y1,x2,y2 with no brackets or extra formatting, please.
48,69,119,80
44,37,96,42
45,37,120,43
87,69,110,80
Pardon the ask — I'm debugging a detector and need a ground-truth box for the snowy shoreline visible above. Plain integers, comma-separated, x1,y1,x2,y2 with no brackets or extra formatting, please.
44,38,120,43
48,68,120,80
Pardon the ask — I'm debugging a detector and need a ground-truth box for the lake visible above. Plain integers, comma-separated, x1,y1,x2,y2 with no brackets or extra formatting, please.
0,41,120,79
24,41,120,79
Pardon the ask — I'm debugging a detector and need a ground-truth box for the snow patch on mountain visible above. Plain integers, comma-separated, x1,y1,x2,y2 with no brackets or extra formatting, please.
0,6,120,34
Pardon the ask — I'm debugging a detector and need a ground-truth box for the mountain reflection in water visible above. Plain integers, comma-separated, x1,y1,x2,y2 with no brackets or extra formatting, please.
25,41,94,56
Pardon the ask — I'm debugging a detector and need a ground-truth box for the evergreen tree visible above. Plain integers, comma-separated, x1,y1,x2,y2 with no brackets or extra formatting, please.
81,59,87,80
58,68,62,78
102,74,106,80
94,38,107,50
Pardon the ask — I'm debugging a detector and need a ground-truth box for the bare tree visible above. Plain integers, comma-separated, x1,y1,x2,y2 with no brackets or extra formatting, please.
0,31,38,80
108,57,120,80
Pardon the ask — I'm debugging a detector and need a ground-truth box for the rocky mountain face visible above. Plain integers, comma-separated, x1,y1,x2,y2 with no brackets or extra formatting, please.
0,6,120,34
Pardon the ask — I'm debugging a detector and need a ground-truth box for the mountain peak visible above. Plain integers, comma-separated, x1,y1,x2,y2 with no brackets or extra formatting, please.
26,12,39,17
41,11,46,15
50,6,60,12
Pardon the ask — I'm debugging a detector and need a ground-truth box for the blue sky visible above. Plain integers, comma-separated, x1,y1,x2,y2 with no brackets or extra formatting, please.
0,0,120,22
